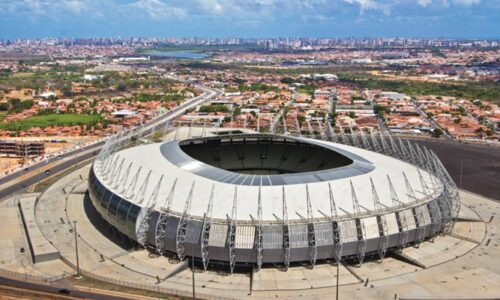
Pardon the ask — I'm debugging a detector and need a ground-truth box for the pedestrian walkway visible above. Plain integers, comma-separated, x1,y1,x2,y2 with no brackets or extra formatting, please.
28,163,500,299
18,194,60,263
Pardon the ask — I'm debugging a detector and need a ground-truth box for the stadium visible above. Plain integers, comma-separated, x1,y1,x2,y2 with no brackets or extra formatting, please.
87,129,460,273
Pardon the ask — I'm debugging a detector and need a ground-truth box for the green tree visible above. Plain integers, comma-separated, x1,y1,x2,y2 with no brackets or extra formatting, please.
116,81,127,91
432,128,443,138
233,107,241,116
280,77,295,84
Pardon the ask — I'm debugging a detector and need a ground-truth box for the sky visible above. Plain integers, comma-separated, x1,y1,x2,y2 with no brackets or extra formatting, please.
0,0,499,39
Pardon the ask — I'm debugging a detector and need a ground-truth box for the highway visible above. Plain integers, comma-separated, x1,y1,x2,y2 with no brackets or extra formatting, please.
0,275,133,299
0,82,219,298
0,83,220,201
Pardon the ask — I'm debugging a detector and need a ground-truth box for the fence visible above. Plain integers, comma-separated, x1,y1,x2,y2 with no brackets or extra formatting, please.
59,254,237,300
0,267,70,283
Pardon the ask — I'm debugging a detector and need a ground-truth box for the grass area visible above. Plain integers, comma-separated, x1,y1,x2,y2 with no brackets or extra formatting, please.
0,114,102,131
10,72,35,78
338,73,500,103
193,63,498,102
0,68,84,91
0,112,6,122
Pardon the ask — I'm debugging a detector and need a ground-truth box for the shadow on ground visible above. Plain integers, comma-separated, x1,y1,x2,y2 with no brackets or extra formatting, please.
83,193,136,250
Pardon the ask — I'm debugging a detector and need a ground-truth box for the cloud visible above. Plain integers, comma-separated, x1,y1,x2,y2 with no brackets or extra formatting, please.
341,0,391,14
440,0,482,7
417,0,433,7
0,0,487,22
126,0,187,19
0,0,186,21
0,0,107,19
452,0,480,6
197,0,226,14
0,0,495,32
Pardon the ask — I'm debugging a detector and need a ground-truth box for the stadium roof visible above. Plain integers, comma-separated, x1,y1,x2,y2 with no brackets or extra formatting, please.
95,135,442,223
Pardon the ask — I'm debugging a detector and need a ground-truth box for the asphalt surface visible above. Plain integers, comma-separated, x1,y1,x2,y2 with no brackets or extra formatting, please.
0,150,97,200
0,84,496,298
0,275,135,299
0,85,219,201
405,137,500,200
0,141,103,186
0,84,219,298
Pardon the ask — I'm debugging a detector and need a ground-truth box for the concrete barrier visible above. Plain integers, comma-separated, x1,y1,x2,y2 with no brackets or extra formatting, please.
18,195,60,263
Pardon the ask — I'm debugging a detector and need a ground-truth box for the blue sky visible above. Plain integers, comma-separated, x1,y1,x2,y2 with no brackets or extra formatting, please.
0,0,499,39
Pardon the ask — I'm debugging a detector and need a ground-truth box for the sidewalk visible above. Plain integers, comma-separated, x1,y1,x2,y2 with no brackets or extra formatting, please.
30,162,500,299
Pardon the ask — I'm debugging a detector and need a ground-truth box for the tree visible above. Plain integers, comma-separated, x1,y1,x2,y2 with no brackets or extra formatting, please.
199,105,228,113
233,107,241,116
62,85,72,97
432,128,443,138
116,81,127,91
280,77,295,84
373,104,389,115
234,78,246,85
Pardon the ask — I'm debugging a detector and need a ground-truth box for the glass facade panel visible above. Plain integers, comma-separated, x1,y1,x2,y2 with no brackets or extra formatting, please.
117,201,131,222
108,195,121,216
101,189,112,209
127,205,141,237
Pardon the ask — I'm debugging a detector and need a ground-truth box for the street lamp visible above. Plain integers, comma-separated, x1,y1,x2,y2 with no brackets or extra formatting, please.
74,220,81,279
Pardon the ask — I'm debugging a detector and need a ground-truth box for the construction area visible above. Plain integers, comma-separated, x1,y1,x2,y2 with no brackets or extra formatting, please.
0,140,45,157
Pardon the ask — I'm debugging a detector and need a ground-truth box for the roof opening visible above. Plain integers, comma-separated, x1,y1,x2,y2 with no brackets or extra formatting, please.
179,135,353,175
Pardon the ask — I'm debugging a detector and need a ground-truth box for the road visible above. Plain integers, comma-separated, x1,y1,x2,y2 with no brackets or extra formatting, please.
0,82,220,201
410,99,452,139
0,275,133,300
0,80,222,299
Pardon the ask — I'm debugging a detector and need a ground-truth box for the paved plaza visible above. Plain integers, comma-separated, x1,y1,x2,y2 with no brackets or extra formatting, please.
0,162,499,299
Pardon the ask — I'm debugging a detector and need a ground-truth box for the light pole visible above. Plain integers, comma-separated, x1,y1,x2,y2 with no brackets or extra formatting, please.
336,260,340,300
459,158,463,188
74,220,81,278
191,254,195,300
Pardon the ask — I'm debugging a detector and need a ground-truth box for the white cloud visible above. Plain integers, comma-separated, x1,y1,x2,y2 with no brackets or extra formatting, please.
439,0,481,7
341,0,391,14
452,0,480,6
417,0,433,7
126,0,187,19
1,0,106,18
197,0,226,14
0,0,491,24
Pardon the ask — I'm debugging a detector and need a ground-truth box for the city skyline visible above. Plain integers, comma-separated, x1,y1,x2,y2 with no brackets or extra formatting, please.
0,0,499,39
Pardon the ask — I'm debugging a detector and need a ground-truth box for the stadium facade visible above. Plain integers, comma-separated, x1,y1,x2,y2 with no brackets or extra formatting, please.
88,130,460,272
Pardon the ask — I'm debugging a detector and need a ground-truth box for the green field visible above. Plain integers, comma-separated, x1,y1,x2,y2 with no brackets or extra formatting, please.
0,114,102,131
337,73,500,103
216,65,499,103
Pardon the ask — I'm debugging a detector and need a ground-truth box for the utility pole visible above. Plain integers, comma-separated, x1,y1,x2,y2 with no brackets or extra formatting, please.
336,261,340,300
74,221,81,278
460,158,463,188
191,255,195,300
